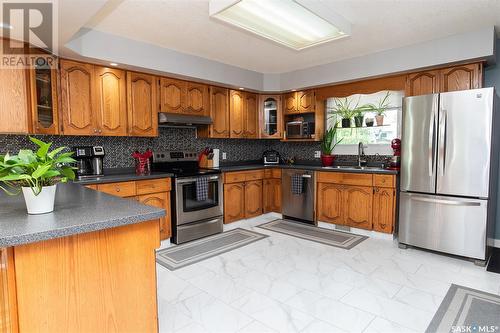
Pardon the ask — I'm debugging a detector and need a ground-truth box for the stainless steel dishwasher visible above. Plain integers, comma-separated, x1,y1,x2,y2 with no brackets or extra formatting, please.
282,169,315,224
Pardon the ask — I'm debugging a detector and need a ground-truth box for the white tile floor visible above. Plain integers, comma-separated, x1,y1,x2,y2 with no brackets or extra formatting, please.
156,214,500,333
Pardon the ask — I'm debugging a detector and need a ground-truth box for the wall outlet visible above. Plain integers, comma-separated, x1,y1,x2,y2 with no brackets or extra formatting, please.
222,152,227,160
314,151,321,158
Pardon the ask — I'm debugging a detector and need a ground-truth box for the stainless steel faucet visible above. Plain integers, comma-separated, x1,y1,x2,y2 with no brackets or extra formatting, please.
358,142,367,167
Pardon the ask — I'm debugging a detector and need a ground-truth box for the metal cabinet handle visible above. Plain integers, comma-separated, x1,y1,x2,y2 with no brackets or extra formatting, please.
410,196,480,206
301,175,312,178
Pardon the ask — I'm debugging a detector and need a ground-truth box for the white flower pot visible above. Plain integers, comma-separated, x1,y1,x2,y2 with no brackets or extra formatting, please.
22,184,57,215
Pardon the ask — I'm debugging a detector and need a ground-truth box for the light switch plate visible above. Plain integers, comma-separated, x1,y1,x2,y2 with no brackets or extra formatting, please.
222,152,227,160
314,151,321,158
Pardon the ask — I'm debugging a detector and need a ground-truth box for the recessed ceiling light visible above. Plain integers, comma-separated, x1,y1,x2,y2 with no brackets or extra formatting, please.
292,89,297,92
210,0,351,50
109,63,118,66
0,22,13,30
239,87,245,90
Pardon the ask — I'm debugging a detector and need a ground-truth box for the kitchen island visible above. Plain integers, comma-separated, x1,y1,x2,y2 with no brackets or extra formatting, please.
0,183,165,333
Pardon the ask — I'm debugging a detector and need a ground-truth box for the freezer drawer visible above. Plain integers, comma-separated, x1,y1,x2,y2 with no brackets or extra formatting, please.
399,192,488,260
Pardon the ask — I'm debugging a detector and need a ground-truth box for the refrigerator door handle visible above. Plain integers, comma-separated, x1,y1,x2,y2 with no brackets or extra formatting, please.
439,109,447,176
428,108,437,177
409,195,480,206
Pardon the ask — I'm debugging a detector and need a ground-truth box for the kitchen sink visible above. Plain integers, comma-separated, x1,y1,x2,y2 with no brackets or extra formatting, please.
322,165,385,171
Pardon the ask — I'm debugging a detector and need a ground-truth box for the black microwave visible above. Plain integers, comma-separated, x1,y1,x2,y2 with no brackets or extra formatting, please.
286,121,315,139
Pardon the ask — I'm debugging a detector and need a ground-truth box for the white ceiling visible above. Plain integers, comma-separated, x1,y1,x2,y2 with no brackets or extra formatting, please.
86,0,500,73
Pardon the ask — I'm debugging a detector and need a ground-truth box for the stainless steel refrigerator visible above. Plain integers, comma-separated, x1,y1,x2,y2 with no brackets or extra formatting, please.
399,87,499,263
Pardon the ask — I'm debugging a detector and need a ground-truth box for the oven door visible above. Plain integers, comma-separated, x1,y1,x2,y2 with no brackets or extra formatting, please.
175,175,223,225
286,122,304,138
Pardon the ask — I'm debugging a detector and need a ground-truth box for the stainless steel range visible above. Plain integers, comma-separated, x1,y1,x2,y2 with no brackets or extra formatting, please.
152,151,223,244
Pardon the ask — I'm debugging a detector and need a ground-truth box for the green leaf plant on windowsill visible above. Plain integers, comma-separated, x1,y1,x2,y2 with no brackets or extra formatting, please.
320,122,343,167
0,136,76,214
367,91,392,126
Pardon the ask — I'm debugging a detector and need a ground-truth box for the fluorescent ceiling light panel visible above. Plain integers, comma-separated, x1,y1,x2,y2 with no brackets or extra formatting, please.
210,0,350,50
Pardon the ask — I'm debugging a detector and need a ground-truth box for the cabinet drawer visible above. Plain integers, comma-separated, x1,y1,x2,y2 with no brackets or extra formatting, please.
245,170,264,181
97,181,136,197
317,172,373,186
224,172,247,184
264,168,282,179
136,178,171,195
373,174,395,188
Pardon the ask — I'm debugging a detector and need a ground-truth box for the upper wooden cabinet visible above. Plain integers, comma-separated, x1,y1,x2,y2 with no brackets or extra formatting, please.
405,63,482,96
95,67,128,136
0,67,30,134
283,90,315,114
29,58,59,135
259,94,282,139
209,86,229,138
243,92,258,138
60,60,96,136
439,63,482,92
160,77,209,116
229,89,245,138
127,72,158,137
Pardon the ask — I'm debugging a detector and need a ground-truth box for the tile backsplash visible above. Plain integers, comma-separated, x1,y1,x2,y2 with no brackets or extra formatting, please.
0,127,390,168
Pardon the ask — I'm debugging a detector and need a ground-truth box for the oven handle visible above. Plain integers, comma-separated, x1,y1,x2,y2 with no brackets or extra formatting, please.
176,175,220,184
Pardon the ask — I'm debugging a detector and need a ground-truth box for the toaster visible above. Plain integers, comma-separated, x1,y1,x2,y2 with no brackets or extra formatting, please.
263,150,280,164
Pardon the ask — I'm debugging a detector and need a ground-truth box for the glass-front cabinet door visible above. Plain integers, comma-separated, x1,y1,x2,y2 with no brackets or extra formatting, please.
259,94,282,139
30,57,59,134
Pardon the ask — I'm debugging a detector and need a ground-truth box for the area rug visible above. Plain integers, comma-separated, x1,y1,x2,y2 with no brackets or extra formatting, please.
426,284,500,333
257,219,367,250
156,228,268,270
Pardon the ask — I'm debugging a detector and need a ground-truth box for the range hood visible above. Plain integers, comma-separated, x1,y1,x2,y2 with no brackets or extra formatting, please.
158,112,212,127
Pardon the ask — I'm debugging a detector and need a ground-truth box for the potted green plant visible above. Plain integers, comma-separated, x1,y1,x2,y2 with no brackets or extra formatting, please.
353,104,371,127
332,97,355,128
0,137,76,214
368,91,392,126
320,123,343,167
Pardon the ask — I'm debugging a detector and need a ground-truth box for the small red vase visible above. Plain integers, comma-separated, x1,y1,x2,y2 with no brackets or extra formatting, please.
321,154,335,167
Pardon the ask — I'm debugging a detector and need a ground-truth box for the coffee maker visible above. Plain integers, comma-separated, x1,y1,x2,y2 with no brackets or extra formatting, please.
73,146,105,179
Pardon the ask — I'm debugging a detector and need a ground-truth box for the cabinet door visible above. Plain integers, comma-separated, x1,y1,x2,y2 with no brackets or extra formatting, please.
138,192,171,240
186,82,209,115
60,60,96,135
344,185,373,230
224,183,245,223
283,92,297,114
30,59,59,134
160,77,186,113
260,95,282,139
127,72,158,137
244,92,258,138
95,67,127,136
373,187,395,233
405,71,440,97
245,180,262,218
439,63,482,92
209,86,229,138
229,90,245,138
297,90,315,112
317,183,344,224
263,179,281,213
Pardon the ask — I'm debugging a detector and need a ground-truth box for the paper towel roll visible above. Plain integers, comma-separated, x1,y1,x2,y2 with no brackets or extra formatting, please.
212,149,220,168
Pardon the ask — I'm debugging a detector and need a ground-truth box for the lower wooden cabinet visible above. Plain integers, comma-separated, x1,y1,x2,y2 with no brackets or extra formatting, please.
316,172,396,233
263,178,281,213
223,182,246,223
138,192,171,240
244,180,263,218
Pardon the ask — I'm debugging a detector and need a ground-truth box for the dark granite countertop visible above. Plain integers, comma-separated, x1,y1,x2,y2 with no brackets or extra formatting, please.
73,170,174,185
215,163,398,175
0,183,165,247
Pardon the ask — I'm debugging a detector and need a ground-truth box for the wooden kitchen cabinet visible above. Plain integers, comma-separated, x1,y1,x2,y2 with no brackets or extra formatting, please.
138,192,171,239
316,172,396,233
204,86,229,138
439,63,482,92
283,90,315,114
373,186,396,233
405,63,483,97
223,182,246,223
160,77,186,113
186,82,209,115
259,94,282,139
94,67,128,136
263,178,281,213
243,92,258,138
229,89,245,138
60,60,96,135
127,72,158,137
244,180,263,218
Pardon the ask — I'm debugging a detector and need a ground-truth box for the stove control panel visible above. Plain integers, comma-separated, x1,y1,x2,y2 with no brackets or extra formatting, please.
153,151,198,162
